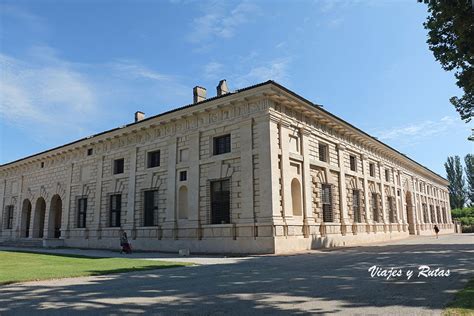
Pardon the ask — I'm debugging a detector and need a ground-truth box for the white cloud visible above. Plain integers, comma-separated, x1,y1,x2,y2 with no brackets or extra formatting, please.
373,116,458,143
0,52,97,130
203,62,224,80
187,1,259,45
233,57,291,87
110,60,174,82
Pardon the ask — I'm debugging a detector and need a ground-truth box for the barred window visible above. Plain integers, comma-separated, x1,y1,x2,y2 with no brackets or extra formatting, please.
350,155,357,172
77,197,87,228
147,150,160,168
442,207,447,223
430,205,435,223
388,196,396,223
318,143,329,163
436,206,441,224
353,189,361,223
422,203,429,223
211,179,230,224
321,184,333,222
113,158,124,174
179,170,187,181
385,169,390,182
144,190,158,226
213,134,231,155
369,163,375,177
109,194,121,227
372,193,379,222
5,205,14,229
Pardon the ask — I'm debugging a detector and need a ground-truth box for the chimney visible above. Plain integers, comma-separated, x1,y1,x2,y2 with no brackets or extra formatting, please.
216,79,229,96
193,86,207,104
135,111,145,122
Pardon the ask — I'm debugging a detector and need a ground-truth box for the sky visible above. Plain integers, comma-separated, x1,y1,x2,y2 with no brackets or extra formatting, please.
0,0,472,176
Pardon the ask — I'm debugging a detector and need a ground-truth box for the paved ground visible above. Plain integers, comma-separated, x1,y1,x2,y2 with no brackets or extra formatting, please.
0,234,473,315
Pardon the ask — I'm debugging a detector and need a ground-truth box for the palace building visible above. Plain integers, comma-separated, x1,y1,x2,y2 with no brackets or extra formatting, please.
0,80,453,253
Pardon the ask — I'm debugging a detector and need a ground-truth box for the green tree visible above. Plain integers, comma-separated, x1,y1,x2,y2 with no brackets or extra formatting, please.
420,0,474,122
465,154,474,205
445,156,466,208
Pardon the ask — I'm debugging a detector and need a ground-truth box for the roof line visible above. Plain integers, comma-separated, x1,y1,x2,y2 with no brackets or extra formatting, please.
1,79,447,184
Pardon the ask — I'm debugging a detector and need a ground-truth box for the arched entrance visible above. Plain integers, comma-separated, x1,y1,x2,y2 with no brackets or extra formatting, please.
33,197,46,238
405,191,415,235
21,199,32,238
48,195,62,238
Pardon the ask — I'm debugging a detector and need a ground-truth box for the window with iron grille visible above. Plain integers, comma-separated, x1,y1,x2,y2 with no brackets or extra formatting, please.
442,207,447,223
213,134,231,155
372,193,379,222
144,190,158,226
109,194,121,227
430,205,435,222
5,205,14,229
385,169,390,182
388,196,395,223
436,206,441,224
318,143,328,162
179,170,187,181
147,150,160,168
349,155,357,172
77,197,87,228
369,163,375,177
422,203,429,223
210,179,230,224
353,189,361,223
113,158,124,174
321,184,333,222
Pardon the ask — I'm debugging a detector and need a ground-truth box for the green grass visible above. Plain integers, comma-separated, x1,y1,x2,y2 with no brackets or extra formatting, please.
0,250,191,285
444,277,474,316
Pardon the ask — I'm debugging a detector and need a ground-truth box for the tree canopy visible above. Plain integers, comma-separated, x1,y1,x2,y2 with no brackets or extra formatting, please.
445,155,466,209
421,0,474,122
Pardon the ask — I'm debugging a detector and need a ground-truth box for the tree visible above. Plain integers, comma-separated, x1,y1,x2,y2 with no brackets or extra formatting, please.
420,0,474,122
465,154,474,205
445,155,466,209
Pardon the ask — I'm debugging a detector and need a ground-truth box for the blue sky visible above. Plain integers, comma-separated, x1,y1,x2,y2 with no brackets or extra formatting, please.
0,0,471,176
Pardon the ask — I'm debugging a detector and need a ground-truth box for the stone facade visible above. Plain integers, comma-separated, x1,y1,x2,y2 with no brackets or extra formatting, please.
0,81,454,254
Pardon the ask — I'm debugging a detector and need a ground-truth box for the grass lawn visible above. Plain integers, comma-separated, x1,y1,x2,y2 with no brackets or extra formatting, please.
0,250,191,285
443,277,474,316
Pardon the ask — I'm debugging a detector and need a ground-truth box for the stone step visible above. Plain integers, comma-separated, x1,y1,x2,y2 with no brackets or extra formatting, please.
0,239,44,248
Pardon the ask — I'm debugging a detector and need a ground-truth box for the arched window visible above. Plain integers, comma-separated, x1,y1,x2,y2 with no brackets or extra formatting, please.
291,178,302,216
178,186,188,219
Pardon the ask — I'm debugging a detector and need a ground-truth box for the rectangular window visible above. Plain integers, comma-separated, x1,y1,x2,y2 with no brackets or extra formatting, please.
179,170,187,181
369,163,375,177
87,148,93,156
109,194,121,227
372,193,379,222
318,143,328,162
321,184,333,222
213,134,231,155
349,155,357,172
352,189,361,223
430,205,435,223
113,158,124,174
423,203,429,223
385,169,390,182
388,196,395,223
147,150,160,168
77,197,87,228
210,179,230,224
6,205,14,229
436,206,441,224
144,190,158,226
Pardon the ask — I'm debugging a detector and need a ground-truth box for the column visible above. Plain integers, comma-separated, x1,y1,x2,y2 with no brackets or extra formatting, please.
378,162,387,226
164,137,177,235
62,163,74,239
0,180,5,238
14,176,24,238
361,155,371,225
126,147,138,233
301,128,314,237
257,115,282,223
188,131,200,225
412,176,421,234
240,118,255,224
398,170,407,231
337,143,349,234
279,121,292,220
94,157,104,238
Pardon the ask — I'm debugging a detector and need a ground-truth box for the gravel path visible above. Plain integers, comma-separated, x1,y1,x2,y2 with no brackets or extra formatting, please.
0,234,473,315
